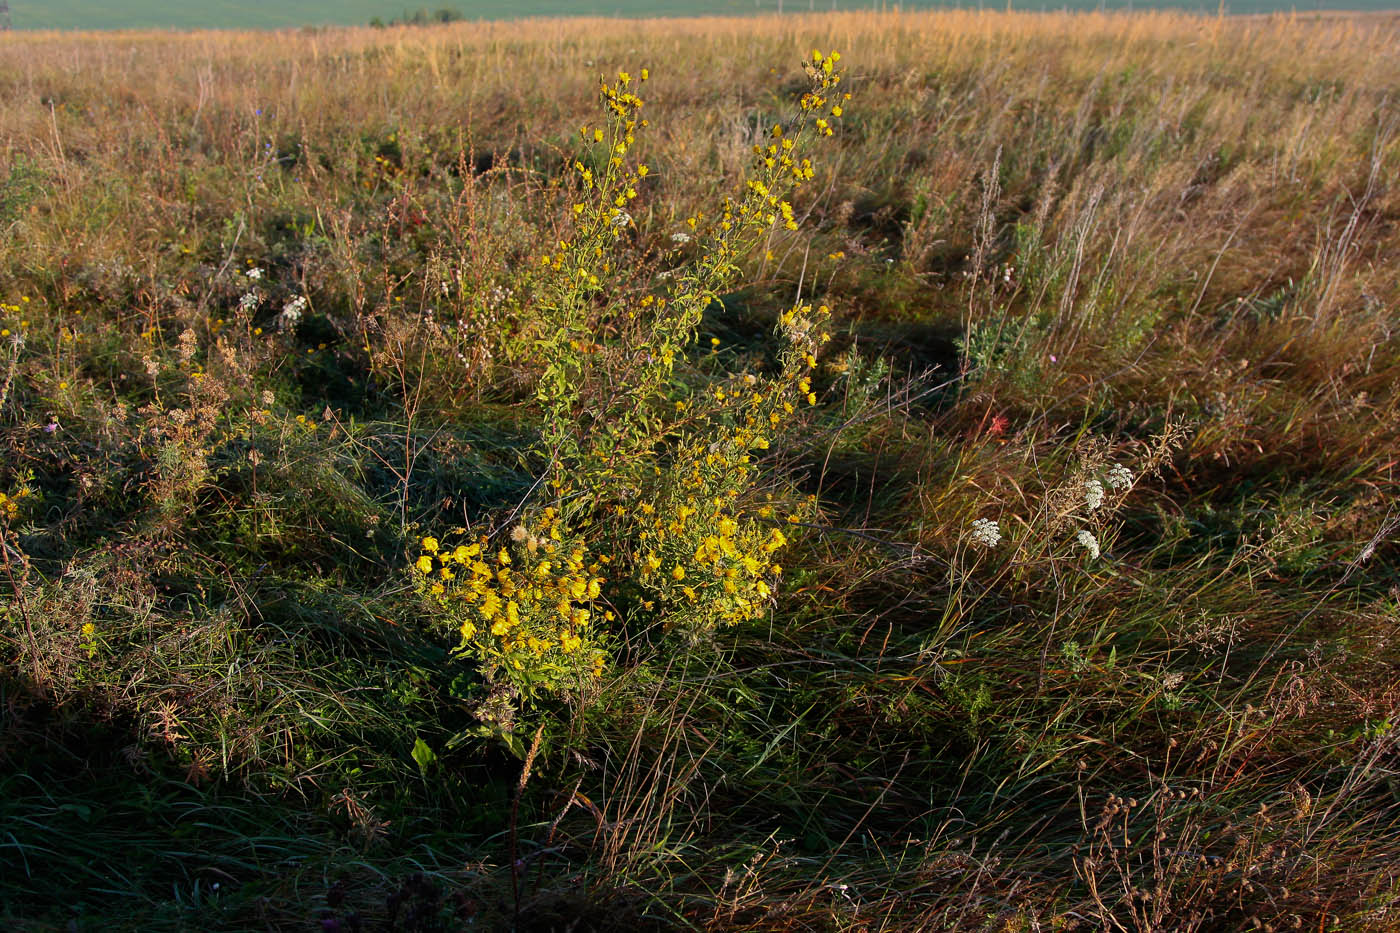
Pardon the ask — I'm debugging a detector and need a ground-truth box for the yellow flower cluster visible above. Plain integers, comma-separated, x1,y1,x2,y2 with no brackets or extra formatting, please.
413,507,608,695
636,485,790,629
620,301,831,634
0,481,32,523
562,69,651,239
800,50,849,137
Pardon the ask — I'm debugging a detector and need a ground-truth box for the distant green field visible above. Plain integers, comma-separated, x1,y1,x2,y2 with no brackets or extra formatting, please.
5,0,1398,30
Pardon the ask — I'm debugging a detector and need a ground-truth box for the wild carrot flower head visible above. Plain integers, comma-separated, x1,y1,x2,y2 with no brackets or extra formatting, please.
280,296,307,329
970,517,1002,548
1106,464,1133,491
1084,479,1105,511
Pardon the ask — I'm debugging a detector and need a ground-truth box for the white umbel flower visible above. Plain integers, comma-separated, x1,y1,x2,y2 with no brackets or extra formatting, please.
970,517,1002,549
279,295,308,330
1077,529,1100,560
246,267,264,281
1106,464,1133,491
1084,479,1105,511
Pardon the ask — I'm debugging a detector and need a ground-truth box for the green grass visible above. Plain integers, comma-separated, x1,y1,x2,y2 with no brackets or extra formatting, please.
9,0,1400,31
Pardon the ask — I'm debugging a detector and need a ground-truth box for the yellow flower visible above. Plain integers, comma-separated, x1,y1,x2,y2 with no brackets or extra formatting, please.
671,565,686,581
421,536,439,553
415,555,434,574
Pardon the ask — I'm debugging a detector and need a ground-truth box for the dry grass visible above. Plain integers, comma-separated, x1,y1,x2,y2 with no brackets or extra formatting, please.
2,10,1399,932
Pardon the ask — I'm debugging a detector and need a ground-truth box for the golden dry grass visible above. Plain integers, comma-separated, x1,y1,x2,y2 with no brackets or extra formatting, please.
2,10,1400,932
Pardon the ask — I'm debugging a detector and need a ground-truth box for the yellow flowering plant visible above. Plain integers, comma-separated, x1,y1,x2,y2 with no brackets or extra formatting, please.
413,51,848,713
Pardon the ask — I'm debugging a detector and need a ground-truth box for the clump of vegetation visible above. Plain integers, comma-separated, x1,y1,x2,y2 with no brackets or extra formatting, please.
2,11,1399,932
373,7,466,27
408,59,844,726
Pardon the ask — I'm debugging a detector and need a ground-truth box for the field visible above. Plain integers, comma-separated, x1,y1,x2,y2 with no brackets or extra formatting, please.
11,0,1400,31
2,9,1400,932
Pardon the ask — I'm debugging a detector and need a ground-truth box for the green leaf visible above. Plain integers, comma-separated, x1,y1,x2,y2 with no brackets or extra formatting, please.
411,736,437,775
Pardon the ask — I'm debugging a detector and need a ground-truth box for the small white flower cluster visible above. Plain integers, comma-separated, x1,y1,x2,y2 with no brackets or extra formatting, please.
279,295,308,330
1106,463,1133,490
670,232,692,245
1084,478,1105,511
970,517,1002,549
245,266,264,281
238,291,259,313
485,284,514,310
1077,529,1100,560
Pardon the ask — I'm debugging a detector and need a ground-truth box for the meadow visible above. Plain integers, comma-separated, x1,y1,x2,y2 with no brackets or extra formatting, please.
1,9,1399,931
